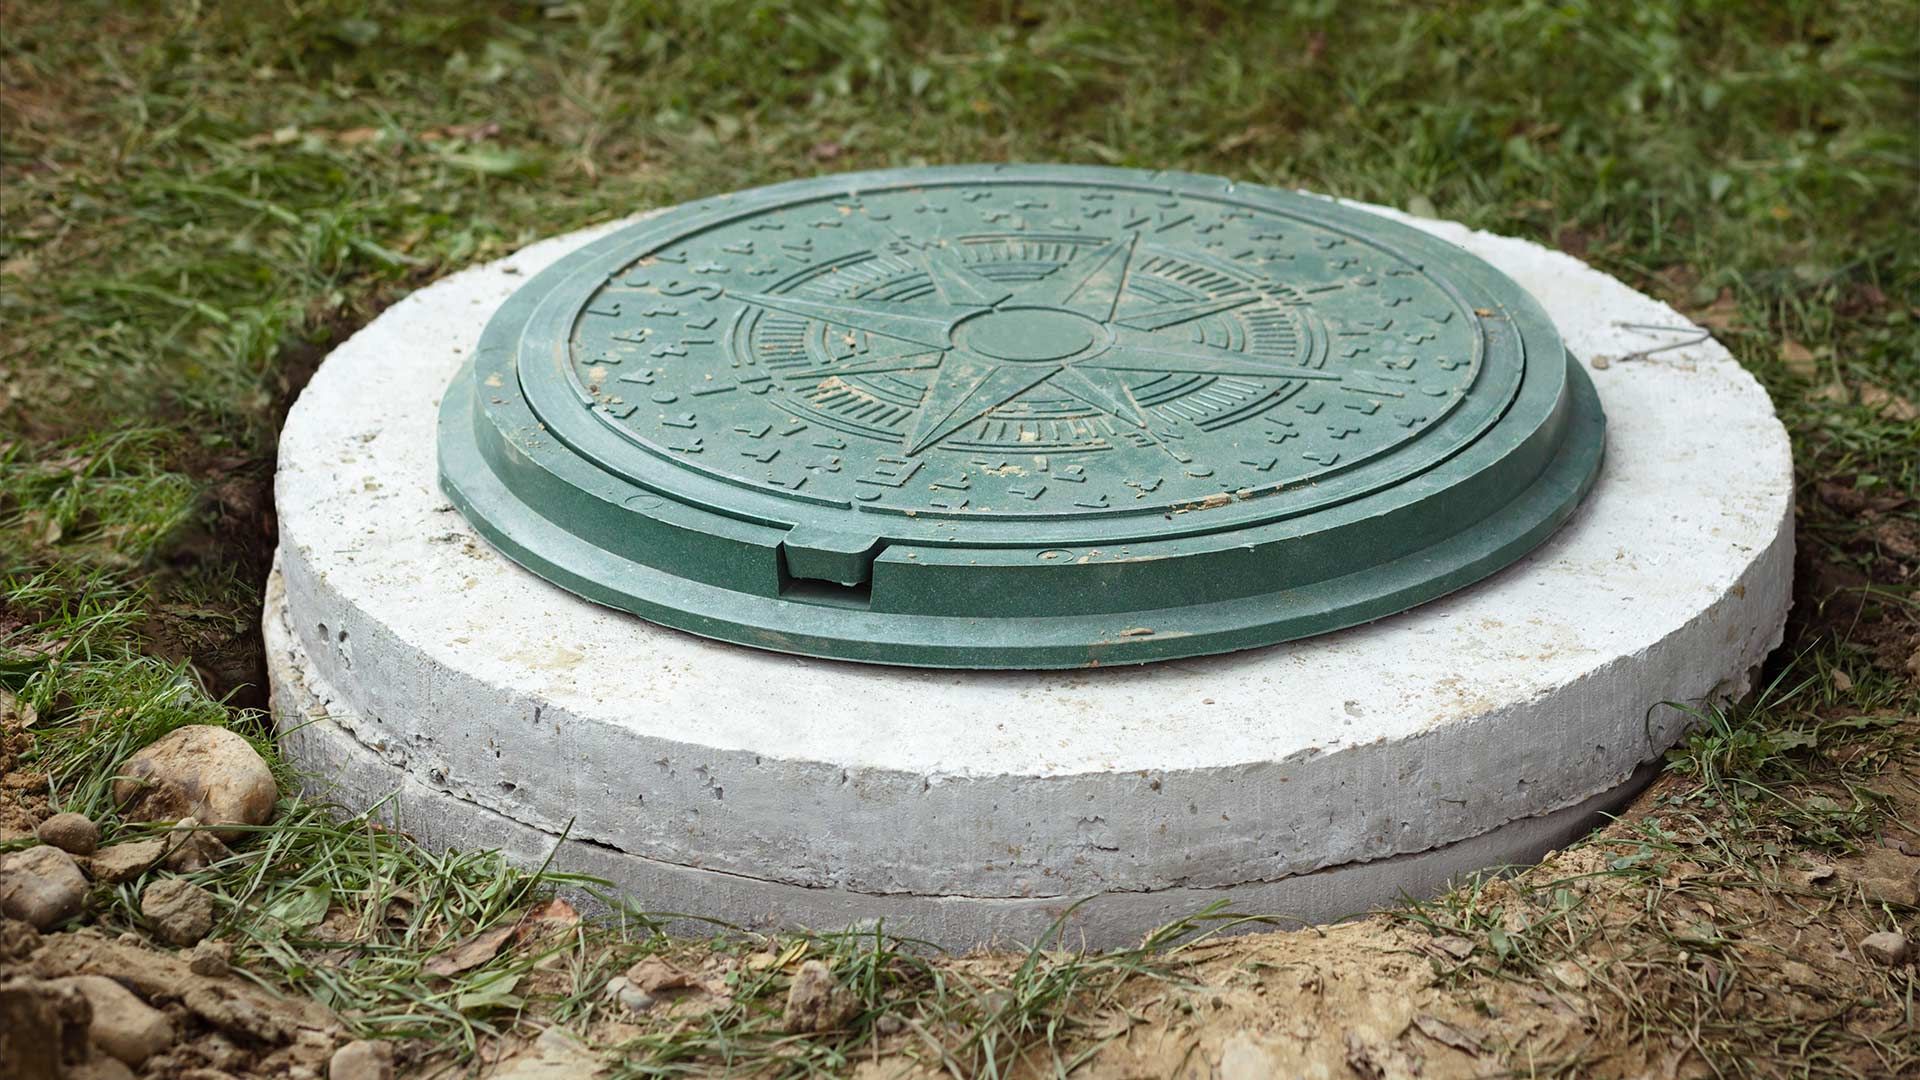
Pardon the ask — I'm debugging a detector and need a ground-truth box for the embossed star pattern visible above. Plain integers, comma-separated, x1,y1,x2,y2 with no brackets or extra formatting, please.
740,232,1343,455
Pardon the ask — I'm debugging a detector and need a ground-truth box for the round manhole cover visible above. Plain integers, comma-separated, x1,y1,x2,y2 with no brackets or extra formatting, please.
439,166,1604,667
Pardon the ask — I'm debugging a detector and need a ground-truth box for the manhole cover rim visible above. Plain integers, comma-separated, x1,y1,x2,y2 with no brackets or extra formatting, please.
441,164,1605,666
440,351,1601,666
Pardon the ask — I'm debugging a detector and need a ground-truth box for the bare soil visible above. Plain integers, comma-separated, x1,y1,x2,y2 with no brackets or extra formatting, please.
1,693,49,839
13,930,347,1079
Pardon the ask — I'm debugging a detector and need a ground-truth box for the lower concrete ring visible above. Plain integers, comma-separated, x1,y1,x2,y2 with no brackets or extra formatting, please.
266,200,1792,950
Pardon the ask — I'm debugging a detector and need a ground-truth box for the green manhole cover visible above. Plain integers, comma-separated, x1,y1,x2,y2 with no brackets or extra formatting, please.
439,166,1604,668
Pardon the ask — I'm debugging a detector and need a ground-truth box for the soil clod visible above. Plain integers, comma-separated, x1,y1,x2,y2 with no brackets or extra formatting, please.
190,938,233,977
328,1038,394,1080
84,839,169,884
1861,930,1910,967
37,811,101,855
0,916,41,961
0,975,93,1077
142,877,216,947
55,973,176,1066
0,843,89,929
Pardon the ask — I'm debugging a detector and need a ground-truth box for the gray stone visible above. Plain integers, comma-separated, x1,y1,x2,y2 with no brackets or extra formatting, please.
112,725,277,840
141,877,216,947
0,844,89,929
36,812,100,856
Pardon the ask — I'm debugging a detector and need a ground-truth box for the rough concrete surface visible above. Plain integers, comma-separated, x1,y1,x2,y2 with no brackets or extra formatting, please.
266,198,1792,948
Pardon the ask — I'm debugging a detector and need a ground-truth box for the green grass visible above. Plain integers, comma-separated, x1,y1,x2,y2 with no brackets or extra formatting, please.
1664,662,1907,851
3,1,1916,1076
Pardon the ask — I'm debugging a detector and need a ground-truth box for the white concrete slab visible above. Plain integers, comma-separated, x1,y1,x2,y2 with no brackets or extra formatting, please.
265,567,1655,948
267,200,1792,948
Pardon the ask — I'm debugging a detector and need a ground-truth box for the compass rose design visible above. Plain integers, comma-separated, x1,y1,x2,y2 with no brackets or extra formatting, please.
459,167,1593,666
738,232,1343,456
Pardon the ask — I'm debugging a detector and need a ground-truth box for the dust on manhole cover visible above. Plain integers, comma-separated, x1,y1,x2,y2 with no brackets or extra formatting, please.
439,165,1605,668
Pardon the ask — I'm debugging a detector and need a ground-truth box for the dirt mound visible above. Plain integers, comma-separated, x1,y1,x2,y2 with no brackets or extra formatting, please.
4,929,346,1079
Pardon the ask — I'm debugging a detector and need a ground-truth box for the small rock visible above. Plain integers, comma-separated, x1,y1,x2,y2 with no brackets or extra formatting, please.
85,839,169,884
328,1038,394,1080
601,975,655,1014
190,937,234,977
142,877,216,947
0,917,41,961
111,725,278,840
782,959,857,1034
0,844,89,929
610,955,727,1017
161,818,235,873
1861,931,1910,966
625,956,699,994
874,1013,904,1035
56,973,176,1066
37,812,101,855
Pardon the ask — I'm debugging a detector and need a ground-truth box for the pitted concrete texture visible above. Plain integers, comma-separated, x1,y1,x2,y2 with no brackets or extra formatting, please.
267,200,1792,948
265,567,1656,944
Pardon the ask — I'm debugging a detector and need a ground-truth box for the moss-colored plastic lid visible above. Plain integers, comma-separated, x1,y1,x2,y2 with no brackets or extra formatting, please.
439,165,1604,668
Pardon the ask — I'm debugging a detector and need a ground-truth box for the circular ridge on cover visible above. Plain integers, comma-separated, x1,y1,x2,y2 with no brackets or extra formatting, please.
438,165,1604,667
